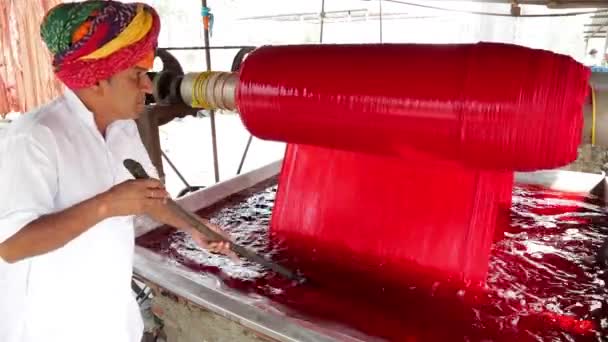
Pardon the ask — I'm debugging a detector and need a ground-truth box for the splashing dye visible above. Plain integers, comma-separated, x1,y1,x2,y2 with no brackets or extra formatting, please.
136,180,608,341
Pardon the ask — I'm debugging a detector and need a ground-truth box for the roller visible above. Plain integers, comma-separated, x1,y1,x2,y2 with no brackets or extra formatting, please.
153,43,590,171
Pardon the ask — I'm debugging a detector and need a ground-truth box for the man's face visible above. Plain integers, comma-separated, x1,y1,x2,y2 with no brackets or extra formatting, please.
101,66,153,120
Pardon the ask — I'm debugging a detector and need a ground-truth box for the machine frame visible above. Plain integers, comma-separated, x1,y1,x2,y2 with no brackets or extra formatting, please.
133,160,607,342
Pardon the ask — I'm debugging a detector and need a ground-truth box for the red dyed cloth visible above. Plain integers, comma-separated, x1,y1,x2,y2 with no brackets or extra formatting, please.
271,144,513,285
237,43,590,285
237,43,589,171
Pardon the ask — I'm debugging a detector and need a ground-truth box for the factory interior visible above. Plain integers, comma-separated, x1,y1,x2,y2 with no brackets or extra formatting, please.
5,0,608,341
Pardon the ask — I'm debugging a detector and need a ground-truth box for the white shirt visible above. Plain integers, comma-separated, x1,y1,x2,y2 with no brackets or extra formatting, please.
0,90,157,342
584,55,600,67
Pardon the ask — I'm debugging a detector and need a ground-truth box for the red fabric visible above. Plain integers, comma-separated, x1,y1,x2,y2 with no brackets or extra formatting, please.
271,144,514,285
237,43,590,286
63,22,111,63
237,43,589,171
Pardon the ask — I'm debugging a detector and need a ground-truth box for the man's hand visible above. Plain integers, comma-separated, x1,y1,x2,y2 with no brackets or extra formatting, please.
189,218,239,261
100,179,237,260
98,179,168,218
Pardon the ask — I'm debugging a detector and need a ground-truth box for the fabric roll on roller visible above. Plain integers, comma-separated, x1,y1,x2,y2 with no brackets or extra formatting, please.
231,43,590,287
236,43,589,171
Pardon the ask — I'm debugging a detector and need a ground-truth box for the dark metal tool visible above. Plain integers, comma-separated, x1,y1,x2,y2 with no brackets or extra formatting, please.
124,158,306,284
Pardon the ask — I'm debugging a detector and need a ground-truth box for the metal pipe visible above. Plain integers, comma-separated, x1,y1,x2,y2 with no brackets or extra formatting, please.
379,0,383,43
136,108,165,183
161,45,256,51
156,65,608,152
180,71,238,111
236,136,253,175
232,48,256,177
201,0,220,183
588,22,608,45
603,34,608,65
319,0,325,43
161,150,192,189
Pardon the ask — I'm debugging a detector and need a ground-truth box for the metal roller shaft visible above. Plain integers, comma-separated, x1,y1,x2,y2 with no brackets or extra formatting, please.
151,69,608,151
180,71,238,111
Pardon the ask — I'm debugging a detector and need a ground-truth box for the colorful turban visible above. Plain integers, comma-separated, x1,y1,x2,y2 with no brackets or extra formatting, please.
40,1,160,89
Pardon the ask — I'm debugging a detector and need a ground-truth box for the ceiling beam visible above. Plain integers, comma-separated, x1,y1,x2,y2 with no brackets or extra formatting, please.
412,0,608,8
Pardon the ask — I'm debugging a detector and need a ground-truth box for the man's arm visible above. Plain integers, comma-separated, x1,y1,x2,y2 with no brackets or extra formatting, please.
0,178,169,264
129,121,233,255
0,131,231,263
0,183,232,263
0,195,105,263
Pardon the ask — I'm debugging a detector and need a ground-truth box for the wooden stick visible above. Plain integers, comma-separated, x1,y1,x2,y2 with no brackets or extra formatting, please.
124,159,306,283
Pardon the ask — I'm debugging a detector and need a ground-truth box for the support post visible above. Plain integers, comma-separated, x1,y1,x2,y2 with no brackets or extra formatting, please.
202,0,220,183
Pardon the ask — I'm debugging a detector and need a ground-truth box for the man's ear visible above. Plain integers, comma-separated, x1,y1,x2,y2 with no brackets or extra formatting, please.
93,79,111,96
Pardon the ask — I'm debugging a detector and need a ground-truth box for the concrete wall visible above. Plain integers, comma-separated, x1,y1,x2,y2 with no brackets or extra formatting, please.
143,282,273,342
562,144,608,174
565,86,608,174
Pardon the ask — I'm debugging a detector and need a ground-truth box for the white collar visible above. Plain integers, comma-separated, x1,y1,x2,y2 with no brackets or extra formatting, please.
63,88,98,131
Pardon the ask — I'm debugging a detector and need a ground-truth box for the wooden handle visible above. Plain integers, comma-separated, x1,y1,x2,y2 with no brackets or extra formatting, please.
123,159,306,283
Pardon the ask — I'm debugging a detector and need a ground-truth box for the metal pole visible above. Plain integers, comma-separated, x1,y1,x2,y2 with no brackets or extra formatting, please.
231,48,256,176
319,0,325,43
603,34,608,65
162,45,255,51
135,109,165,183
161,151,192,189
379,0,383,43
236,136,253,175
202,0,220,183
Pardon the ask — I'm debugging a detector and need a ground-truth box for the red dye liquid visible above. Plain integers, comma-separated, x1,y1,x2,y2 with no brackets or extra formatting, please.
142,43,595,340
136,181,608,341
236,42,590,297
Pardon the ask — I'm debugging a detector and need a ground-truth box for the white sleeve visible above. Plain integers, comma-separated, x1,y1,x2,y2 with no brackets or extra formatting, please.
0,133,57,245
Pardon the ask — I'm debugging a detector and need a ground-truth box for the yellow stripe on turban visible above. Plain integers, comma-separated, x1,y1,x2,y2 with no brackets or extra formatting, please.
80,4,153,61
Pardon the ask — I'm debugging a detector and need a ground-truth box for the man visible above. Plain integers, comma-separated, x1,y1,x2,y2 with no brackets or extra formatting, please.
0,1,232,341
585,48,600,67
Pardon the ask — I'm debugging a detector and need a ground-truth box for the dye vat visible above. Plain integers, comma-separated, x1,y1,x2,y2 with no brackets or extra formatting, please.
136,168,608,342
